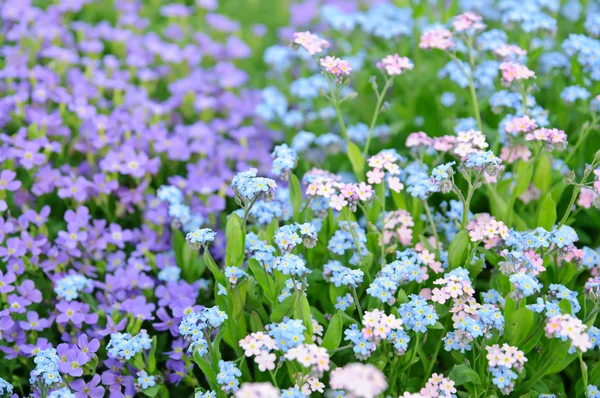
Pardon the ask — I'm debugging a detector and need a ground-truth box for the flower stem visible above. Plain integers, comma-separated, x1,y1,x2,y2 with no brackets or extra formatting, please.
363,77,393,158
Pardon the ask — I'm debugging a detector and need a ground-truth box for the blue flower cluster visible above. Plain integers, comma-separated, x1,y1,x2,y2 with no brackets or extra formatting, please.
158,266,181,282
509,272,543,297
217,360,242,393
271,144,298,181
31,348,61,386
405,163,437,200
186,228,216,248
157,185,205,232
563,34,600,80
179,306,227,354
281,387,305,398
246,232,277,271
528,284,581,316
334,293,355,311
231,168,277,202
290,75,328,99
137,370,156,389
344,324,375,359
225,266,247,287
274,223,318,252
267,318,305,352
399,295,439,332
106,331,152,360
54,274,94,301
455,304,504,338
273,253,310,277
0,377,13,396
323,260,364,288
48,387,75,398
464,150,502,169
328,221,369,266
367,250,428,303
321,3,413,39
561,85,591,103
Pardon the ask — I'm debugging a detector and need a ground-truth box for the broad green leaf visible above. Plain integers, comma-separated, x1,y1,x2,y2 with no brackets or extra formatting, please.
538,194,557,230
448,230,470,269
533,153,552,193
225,213,245,267
271,295,295,322
204,250,226,286
448,364,482,386
558,299,572,315
250,311,264,332
289,173,303,219
506,308,535,346
232,279,249,319
193,352,219,391
515,160,535,197
248,259,275,303
321,312,343,350
148,336,157,373
142,385,161,397
347,141,365,178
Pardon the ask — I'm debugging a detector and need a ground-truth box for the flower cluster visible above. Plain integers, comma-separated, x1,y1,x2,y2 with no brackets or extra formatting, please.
486,344,527,394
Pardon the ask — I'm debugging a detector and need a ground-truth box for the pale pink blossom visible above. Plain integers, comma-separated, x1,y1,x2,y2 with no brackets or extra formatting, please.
293,31,329,55
419,28,455,50
376,54,414,76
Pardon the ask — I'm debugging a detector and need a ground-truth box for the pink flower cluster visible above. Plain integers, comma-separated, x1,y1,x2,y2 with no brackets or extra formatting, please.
486,344,527,370
432,272,475,305
420,373,457,397
419,28,455,50
467,214,509,248
293,31,330,55
454,129,489,158
383,210,414,246
329,363,387,398
235,382,280,398
494,44,527,59
525,128,568,151
239,332,278,372
415,242,443,273
579,188,600,209
499,62,536,85
406,131,433,148
545,314,592,352
452,12,486,32
284,344,330,375
504,115,537,135
306,174,374,212
320,56,352,76
366,151,403,192
376,54,414,76
500,145,532,164
362,309,404,341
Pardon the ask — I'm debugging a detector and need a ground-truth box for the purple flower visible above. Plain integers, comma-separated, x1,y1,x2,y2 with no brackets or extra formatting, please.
0,270,16,293
70,374,105,398
19,311,51,331
0,237,26,260
152,307,179,336
56,300,85,327
0,170,21,191
17,279,42,304
77,334,100,360
59,349,88,377
7,294,27,314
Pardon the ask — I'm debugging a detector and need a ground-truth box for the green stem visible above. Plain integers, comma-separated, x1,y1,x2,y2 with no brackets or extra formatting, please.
461,171,482,230
579,351,589,393
351,287,363,318
564,115,597,166
557,158,600,228
363,77,393,158
423,200,440,255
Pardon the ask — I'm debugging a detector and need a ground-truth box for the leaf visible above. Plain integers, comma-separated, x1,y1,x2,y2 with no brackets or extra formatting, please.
204,250,226,286
232,279,249,320
533,153,552,193
515,159,535,197
449,364,482,386
148,336,157,373
248,259,275,303
448,230,470,269
558,299,572,315
321,312,343,350
225,213,246,267
142,385,161,397
537,194,556,230
347,141,365,178
271,295,295,322
249,311,264,332
289,173,303,219
506,308,535,346
297,294,314,342
193,352,219,391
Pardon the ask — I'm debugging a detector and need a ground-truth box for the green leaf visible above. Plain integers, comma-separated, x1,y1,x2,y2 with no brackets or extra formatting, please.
347,141,365,178
271,295,295,322
448,230,470,269
289,173,303,219
232,278,249,319
296,294,314,342
249,311,264,332
248,259,275,303
193,352,219,391
148,336,157,373
515,159,535,197
448,364,482,386
225,213,246,267
537,194,556,230
533,153,552,193
204,250,226,286
506,308,535,346
321,312,343,350
558,299,572,315
142,385,161,397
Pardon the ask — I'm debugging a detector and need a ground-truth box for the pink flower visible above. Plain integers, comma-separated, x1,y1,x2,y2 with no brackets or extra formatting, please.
499,62,536,85
255,351,276,372
387,176,404,193
329,194,348,211
293,31,329,55
367,168,384,184
376,54,414,76
505,115,537,134
452,12,486,32
320,56,352,76
406,131,433,147
419,28,455,50
494,44,527,59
